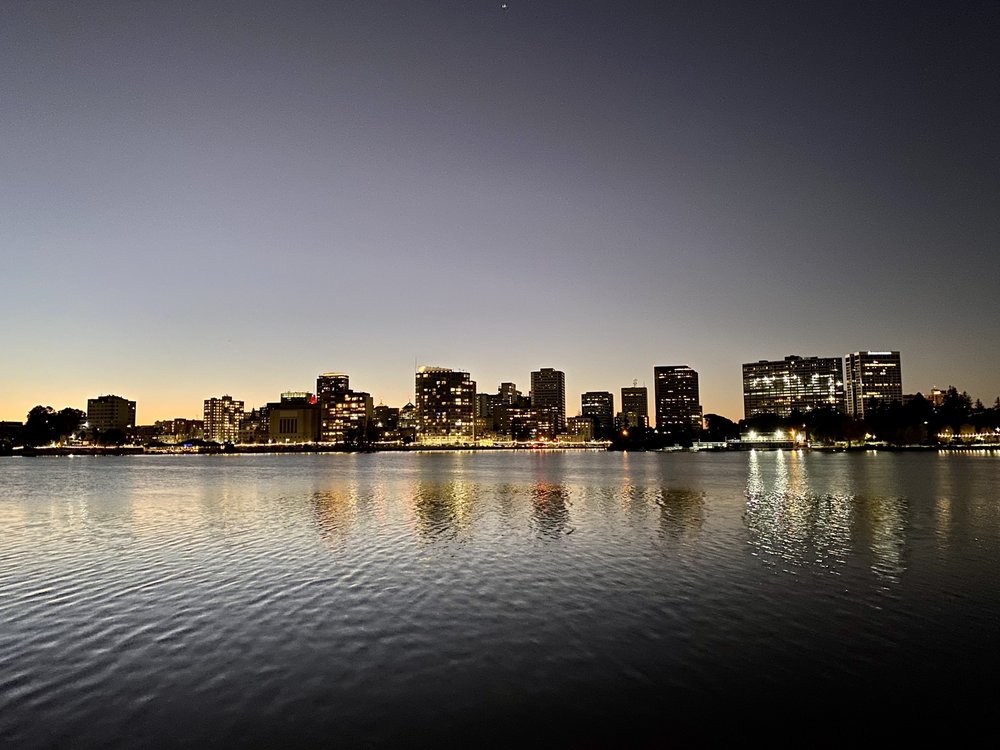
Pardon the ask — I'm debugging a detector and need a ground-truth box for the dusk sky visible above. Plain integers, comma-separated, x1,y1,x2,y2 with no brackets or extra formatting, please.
3,1,998,423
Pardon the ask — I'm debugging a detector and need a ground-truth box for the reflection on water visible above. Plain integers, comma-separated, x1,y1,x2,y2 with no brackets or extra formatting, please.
530,483,572,538
412,480,478,541
856,495,907,582
2,452,1000,748
745,450,908,582
310,489,358,552
655,488,705,538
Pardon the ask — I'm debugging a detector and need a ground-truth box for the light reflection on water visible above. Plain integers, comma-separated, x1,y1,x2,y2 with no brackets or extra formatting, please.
745,449,907,583
2,451,999,747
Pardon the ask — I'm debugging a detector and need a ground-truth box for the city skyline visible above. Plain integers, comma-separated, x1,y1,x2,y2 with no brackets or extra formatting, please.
7,348,1000,426
3,2,998,423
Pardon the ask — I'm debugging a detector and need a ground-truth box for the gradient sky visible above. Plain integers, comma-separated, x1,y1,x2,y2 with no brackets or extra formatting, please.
3,1,999,423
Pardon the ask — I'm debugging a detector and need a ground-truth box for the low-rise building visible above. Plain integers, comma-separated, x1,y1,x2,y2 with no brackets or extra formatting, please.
267,393,320,443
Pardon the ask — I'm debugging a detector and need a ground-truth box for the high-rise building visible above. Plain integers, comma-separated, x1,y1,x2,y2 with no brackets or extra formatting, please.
845,351,903,418
581,391,614,439
87,394,136,433
653,366,702,435
316,372,350,400
621,386,649,429
531,368,566,436
203,395,244,443
316,372,373,443
742,355,845,418
415,366,476,444
325,391,374,443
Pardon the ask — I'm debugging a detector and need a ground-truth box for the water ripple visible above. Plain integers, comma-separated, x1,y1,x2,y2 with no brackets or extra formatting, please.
1,451,998,746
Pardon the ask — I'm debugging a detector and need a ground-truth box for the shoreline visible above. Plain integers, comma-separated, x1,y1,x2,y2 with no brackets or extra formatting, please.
5,443,998,457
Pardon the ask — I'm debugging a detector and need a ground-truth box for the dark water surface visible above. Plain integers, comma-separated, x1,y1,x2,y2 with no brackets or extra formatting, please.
2,451,999,747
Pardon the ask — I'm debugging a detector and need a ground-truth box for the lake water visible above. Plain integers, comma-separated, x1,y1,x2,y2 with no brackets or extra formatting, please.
2,450,999,747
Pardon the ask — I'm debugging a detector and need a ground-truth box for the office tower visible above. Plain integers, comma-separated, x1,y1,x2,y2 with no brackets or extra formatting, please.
86,395,136,433
316,372,350,400
742,355,845,418
581,391,614,439
203,395,244,443
653,366,702,435
845,351,903,418
621,385,649,429
415,366,476,444
531,368,566,436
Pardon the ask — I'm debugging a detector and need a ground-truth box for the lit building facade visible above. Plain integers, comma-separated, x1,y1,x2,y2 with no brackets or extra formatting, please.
241,406,270,443
315,373,373,443
653,366,702,435
153,418,203,443
566,416,595,442
415,366,476,444
742,355,845,418
488,383,530,437
316,373,350,401
581,391,614,439
323,391,373,443
530,368,566,436
845,351,903,418
373,405,400,431
621,386,649,429
203,395,244,443
87,394,136,433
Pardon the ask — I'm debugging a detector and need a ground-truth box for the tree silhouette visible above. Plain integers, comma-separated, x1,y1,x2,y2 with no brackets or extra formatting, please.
23,406,85,446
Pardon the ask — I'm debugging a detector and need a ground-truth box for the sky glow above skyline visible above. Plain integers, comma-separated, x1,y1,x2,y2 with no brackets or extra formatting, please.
3,1,999,422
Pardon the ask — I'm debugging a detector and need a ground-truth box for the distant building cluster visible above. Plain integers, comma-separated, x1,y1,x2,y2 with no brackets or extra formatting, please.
57,363,705,447
741,351,903,419
12,348,962,449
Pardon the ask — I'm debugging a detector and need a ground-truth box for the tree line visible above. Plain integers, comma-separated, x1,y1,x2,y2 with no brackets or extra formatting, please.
609,388,1000,449
3,406,130,448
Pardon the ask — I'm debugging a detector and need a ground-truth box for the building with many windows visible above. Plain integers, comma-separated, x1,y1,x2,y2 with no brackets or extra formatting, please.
203,395,244,443
316,373,350,401
620,385,649,429
315,373,373,444
564,416,595,442
153,418,203,443
87,394,136,433
581,391,614,439
742,355,845,418
653,366,702,436
845,351,903,418
415,366,476,444
241,406,270,444
531,368,566,437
